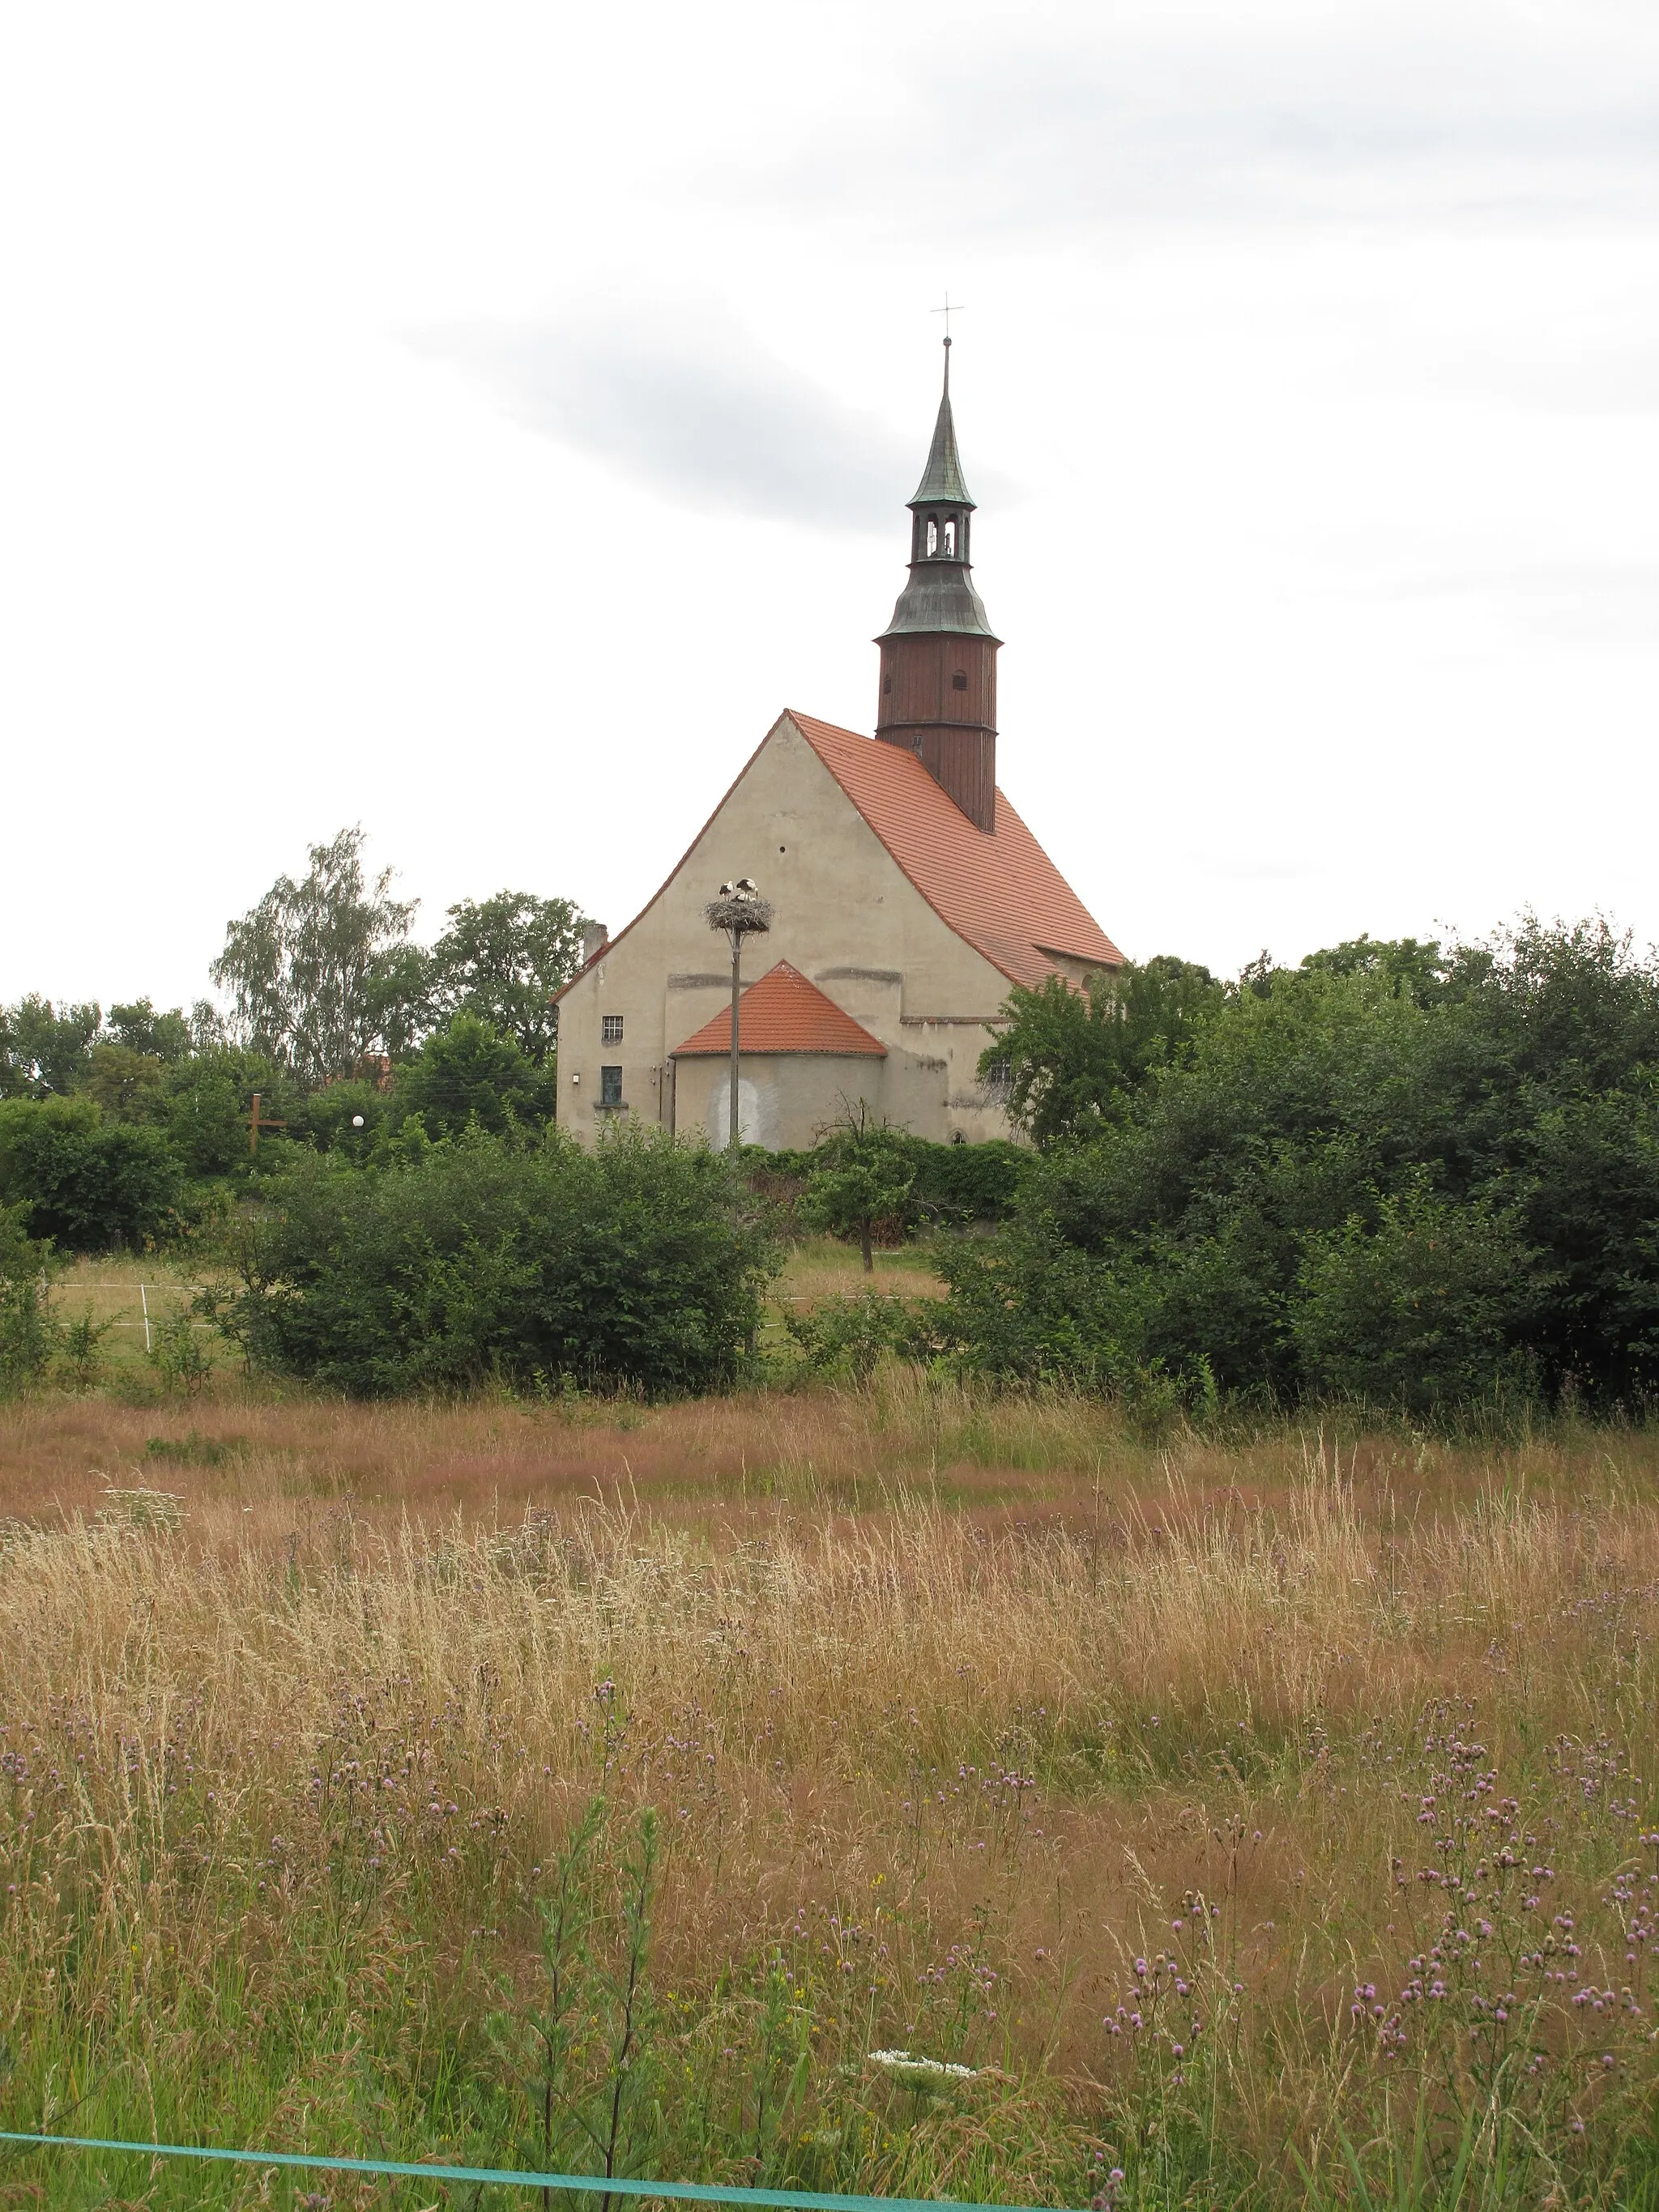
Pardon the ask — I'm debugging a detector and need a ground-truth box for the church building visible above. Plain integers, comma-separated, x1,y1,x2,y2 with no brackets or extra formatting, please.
554,345,1122,1149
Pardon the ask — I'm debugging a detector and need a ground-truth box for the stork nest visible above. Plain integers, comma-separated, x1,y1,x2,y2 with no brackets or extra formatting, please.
705,895,774,935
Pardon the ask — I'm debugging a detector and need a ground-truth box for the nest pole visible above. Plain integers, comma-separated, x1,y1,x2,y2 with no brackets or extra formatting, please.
704,891,773,1154
727,925,742,1151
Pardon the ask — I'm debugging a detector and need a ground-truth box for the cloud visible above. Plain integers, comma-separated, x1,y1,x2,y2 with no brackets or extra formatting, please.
754,8,1659,235
1399,560,1659,642
1195,852,1328,885
439,307,919,532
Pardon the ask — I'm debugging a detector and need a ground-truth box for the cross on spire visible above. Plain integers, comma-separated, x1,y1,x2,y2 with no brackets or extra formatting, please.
931,291,966,339
931,292,966,387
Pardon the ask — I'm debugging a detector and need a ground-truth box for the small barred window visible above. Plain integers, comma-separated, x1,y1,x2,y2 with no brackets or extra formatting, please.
602,1014,624,1044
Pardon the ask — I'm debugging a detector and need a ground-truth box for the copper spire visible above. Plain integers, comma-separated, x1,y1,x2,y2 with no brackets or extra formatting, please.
909,339,975,509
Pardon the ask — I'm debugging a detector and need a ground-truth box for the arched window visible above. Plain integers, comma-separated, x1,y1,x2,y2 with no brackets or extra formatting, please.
926,516,938,556
943,518,956,556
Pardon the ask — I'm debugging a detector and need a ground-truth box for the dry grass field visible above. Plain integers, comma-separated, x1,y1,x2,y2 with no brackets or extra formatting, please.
2,1328,1657,2206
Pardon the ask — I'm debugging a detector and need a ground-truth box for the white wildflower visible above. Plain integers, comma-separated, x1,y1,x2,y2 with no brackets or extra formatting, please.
868,2048,978,2082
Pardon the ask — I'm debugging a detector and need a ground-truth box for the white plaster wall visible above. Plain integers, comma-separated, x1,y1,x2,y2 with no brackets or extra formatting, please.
678,1054,889,1152
697,1070,767,1150
556,714,1020,1148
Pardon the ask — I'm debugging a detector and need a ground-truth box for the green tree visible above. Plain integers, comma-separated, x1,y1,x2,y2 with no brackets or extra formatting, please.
982,957,1224,1148
0,996,100,1099
1437,915,1659,1397
105,999,194,1060
84,1042,168,1121
426,890,591,1063
210,826,422,1085
394,1013,554,1139
1299,935,1447,999
800,1108,916,1272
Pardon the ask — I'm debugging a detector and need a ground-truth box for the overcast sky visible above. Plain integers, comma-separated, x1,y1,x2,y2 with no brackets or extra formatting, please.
3,0,1657,1009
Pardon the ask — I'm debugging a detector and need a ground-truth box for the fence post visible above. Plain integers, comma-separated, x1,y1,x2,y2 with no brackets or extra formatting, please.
139,1283,151,1354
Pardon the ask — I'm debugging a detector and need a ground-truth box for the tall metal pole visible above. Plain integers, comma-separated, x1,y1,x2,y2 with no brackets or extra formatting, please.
705,881,770,1156
727,926,741,1151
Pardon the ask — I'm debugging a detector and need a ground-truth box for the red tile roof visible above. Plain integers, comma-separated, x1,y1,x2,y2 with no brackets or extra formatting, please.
785,713,1123,988
671,961,887,1057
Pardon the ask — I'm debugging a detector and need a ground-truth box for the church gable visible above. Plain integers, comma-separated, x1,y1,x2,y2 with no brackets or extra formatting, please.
555,710,1000,1019
555,707,1119,1018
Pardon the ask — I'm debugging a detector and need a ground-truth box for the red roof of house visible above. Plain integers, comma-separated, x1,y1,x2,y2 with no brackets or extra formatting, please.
786,713,1123,988
671,961,887,1057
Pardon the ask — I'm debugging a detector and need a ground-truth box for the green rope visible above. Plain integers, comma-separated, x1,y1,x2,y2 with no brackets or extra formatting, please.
0,2131,1055,2212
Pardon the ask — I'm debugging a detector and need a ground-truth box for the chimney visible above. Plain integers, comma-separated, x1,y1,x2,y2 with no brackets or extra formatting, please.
582,921,609,965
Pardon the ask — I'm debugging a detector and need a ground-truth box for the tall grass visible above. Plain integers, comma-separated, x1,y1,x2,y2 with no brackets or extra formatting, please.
0,1386,1657,2206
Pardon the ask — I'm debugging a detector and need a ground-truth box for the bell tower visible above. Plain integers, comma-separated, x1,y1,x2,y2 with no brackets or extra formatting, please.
875,339,1001,833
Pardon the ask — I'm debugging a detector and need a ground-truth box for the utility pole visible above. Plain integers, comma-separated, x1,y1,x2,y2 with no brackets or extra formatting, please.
704,880,773,1150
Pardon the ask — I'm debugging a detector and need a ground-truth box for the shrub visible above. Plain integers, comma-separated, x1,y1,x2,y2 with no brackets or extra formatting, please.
1292,1187,1543,1416
906,1137,1030,1225
57,1306,116,1394
0,1097,184,1252
147,1308,212,1396
756,1136,1029,1242
207,1124,778,1396
932,1194,1159,1390
943,923,1659,1416
0,1203,54,1396
783,1290,939,1381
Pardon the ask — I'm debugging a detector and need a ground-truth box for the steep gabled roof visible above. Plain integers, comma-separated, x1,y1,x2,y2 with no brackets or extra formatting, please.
671,961,886,1057
785,714,1123,989
552,710,1123,1006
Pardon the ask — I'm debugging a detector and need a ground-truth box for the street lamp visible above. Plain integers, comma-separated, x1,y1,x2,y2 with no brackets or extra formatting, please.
705,878,773,1151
